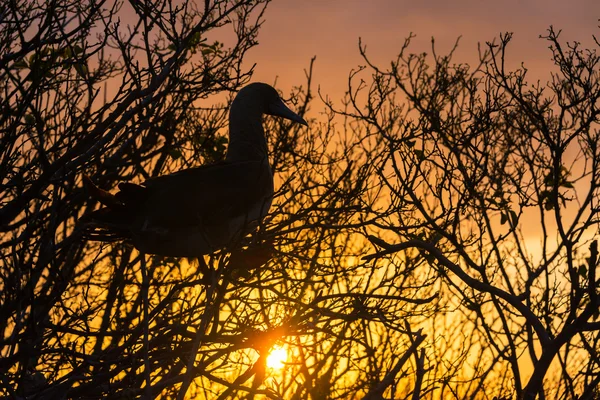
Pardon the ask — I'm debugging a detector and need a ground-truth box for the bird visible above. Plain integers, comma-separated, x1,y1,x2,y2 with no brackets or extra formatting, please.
83,82,307,258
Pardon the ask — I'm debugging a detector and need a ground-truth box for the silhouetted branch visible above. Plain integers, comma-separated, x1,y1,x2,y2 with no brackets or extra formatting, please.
363,327,426,400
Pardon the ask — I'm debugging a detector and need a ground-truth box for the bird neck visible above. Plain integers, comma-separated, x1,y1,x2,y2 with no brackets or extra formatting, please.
226,108,269,162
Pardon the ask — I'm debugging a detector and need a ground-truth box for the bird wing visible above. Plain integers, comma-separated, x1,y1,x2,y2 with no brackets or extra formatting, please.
123,159,273,230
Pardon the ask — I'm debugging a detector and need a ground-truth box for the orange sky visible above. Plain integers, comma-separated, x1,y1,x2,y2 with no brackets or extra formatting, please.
236,0,599,255
245,0,599,100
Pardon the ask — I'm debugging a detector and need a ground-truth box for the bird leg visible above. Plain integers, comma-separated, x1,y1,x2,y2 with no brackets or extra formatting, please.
140,253,152,398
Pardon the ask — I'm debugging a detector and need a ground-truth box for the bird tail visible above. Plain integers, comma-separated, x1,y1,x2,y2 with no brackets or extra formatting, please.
80,175,133,242
82,174,123,208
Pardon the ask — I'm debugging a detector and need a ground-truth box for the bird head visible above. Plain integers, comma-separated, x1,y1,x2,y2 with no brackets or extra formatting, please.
235,83,308,126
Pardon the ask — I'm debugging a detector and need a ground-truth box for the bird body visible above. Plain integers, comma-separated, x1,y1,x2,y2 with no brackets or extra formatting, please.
84,83,307,257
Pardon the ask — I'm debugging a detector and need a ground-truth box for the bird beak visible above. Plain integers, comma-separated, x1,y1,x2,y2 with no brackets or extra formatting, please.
267,98,308,126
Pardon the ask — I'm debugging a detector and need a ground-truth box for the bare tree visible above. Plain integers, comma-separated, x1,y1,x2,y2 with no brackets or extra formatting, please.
1,1,408,398
351,28,600,399
0,0,277,397
2,0,597,398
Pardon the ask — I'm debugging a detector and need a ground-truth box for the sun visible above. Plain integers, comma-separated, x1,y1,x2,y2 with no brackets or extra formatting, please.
266,346,287,370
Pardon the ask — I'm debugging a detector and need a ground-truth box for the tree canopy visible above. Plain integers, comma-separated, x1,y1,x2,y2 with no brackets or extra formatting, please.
1,1,599,399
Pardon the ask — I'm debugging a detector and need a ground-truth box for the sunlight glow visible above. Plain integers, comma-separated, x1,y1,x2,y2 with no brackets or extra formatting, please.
266,346,287,370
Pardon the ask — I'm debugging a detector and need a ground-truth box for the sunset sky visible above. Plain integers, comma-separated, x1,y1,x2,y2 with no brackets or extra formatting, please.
4,2,599,397
246,0,600,100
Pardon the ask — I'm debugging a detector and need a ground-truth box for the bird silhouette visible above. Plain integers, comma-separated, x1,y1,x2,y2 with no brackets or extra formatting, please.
83,83,307,257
